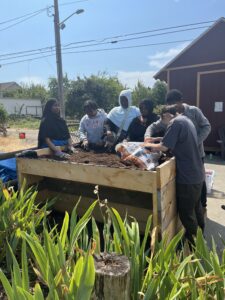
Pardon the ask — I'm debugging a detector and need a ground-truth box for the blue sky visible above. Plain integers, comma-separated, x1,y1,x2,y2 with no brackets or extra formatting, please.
0,0,225,88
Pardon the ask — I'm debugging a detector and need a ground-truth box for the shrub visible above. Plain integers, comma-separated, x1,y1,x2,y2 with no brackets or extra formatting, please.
0,190,224,299
0,184,51,269
0,104,8,125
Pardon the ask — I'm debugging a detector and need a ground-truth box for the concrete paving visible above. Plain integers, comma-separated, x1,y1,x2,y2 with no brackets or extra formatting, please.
204,155,225,254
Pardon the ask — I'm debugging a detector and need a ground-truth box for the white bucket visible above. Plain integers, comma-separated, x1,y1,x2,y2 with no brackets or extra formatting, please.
205,169,215,194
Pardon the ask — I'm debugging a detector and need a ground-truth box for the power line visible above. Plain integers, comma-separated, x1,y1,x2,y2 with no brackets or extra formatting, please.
0,1,88,27
0,25,205,61
62,39,192,55
59,0,90,6
64,20,214,46
0,23,209,60
0,46,55,58
0,39,192,66
0,9,47,32
62,25,209,50
0,8,49,26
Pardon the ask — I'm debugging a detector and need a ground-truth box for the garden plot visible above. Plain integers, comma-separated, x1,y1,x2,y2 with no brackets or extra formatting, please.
17,147,179,240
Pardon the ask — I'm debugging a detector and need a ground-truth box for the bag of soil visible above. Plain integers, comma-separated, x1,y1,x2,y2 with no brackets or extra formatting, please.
115,142,161,170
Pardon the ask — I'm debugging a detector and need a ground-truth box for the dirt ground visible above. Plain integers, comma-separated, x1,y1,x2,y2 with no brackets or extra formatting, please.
0,128,38,152
0,128,79,152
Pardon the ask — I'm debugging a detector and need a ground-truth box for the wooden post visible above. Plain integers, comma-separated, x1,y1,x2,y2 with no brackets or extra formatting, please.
91,253,130,300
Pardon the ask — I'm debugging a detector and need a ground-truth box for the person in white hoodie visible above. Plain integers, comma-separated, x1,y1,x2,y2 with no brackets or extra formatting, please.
104,89,140,148
79,100,107,150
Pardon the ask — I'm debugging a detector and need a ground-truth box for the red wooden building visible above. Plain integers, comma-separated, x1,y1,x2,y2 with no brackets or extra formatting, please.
154,17,225,151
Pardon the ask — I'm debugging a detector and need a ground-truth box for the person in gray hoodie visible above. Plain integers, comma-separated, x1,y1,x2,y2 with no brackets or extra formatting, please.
144,108,169,142
166,89,211,211
78,100,107,150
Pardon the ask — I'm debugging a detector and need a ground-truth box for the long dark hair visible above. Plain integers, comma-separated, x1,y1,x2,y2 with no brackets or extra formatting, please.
43,99,58,118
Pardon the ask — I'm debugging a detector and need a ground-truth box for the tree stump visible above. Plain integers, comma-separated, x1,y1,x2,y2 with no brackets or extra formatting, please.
91,253,131,300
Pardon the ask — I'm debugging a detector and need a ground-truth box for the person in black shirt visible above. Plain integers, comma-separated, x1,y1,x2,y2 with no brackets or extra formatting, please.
127,99,159,142
38,99,74,158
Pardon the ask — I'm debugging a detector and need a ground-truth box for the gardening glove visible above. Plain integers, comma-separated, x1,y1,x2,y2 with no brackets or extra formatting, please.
55,150,70,159
67,146,76,154
104,131,116,152
82,140,89,151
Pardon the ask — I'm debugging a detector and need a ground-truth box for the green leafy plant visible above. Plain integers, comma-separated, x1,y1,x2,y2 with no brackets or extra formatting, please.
20,201,97,299
0,189,224,300
0,240,45,300
92,199,225,299
0,184,51,269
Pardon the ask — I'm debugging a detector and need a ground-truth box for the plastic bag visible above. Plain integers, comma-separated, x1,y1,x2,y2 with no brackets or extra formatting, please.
115,142,161,170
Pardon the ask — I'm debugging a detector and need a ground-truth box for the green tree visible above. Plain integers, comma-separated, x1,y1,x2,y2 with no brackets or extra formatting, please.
3,83,48,104
48,73,71,101
151,80,167,106
66,74,125,118
132,81,152,106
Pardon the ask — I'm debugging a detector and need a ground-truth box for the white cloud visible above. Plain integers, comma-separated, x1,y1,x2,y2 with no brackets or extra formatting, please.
18,76,47,86
148,42,189,70
116,42,190,89
117,70,156,88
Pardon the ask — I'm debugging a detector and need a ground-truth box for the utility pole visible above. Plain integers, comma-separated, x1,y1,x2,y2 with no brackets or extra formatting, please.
53,0,65,119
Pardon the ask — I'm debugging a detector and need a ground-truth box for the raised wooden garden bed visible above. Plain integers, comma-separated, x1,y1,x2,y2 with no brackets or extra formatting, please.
17,148,179,240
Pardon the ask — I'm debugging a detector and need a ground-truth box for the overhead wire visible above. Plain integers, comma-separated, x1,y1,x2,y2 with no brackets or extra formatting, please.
0,9,47,32
0,7,49,26
0,0,89,27
0,23,210,60
64,20,214,46
62,39,192,55
0,38,192,66
59,0,90,7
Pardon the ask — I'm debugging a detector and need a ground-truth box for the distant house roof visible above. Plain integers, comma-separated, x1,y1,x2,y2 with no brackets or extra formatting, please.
154,17,225,79
0,82,21,91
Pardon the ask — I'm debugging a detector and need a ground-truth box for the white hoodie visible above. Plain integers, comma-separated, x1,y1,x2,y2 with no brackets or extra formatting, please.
107,89,140,131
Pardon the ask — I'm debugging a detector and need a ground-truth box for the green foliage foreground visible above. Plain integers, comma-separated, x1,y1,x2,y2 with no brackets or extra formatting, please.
0,188,224,299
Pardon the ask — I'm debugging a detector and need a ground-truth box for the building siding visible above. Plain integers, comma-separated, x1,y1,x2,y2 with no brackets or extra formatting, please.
0,98,42,116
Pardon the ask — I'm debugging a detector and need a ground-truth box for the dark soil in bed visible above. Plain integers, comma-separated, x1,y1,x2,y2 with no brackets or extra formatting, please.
40,148,134,169
39,148,168,169
68,149,131,168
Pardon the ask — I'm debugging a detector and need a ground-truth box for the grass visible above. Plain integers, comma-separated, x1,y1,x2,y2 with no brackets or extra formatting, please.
8,116,41,129
7,116,79,132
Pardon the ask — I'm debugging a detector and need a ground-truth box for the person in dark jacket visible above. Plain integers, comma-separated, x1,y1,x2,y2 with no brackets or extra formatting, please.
127,99,159,142
38,99,74,158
